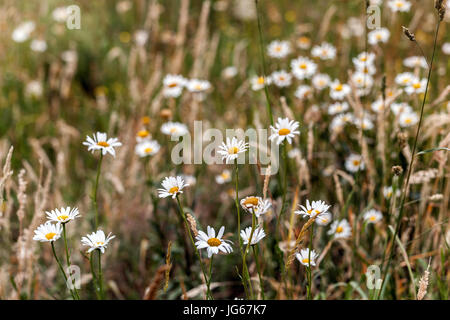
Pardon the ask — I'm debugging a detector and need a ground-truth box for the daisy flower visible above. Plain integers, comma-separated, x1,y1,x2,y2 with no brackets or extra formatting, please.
311,42,336,60
316,212,332,226
134,30,149,46
328,102,349,115
368,28,390,45
296,35,311,49
329,80,351,100
46,207,80,224
12,21,35,43
195,226,233,258
391,102,413,116
352,52,376,69
25,81,43,98
294,85,313,100
136,128,151,142
442,43,450,55
215,169,232,184
345,154,365,172
295,200,331,219
186,79,211,93
387,0,411,12
290,57,317,80
251,75,271,91
52,6,69,22
269,117,300,145
405,78,427,95
353,116,374,131
162,74,187,98
395,72,418,87
222,66,238,79
296,248,319,267
33,221,62,242
240,196,272,217
240,227,266,245
135,140,161,157
161,121,189,137
270,70,292,87
328,219,352,239
363,209,383,224
312,73,331,90
371,99,385,113
81,230,115,254
83,132,122,157
351,72,374,95
383,186,401,199
217,137,248,163
399,112,419,127
403,56,428,69
158,176,189,199
267,40,291,59
30,39,47,52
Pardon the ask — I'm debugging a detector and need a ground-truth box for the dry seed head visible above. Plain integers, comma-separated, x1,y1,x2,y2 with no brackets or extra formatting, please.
435,0,446,20
402,26,416,42
186,213,198,237
392,165,403,176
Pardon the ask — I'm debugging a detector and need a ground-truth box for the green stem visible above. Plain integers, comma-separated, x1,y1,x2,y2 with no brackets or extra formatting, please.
51,241,75,300
242,212,257,299
62,224,80,299
93,153,103,229
90,251,101,300
307,223,314,300
276,143,288,235
98,249,104,299
252,245,265,300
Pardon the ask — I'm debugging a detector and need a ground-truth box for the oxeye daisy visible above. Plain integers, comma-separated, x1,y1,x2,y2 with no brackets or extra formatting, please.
267,40,291,59
328,102,349,115
33,221,62,242
363,209,383,224
46,207,80,224
403,56,428,69
312,73,331,90
383,186,401,199
12,21,35,43
161,121,188,137
395,72,418,87
405,78,427,95
81,230,115,253
351,72,374,96
294,85,313,100
316,212,332,226
83,132,122,157
328,219,352,239
345,154,365,173
195,226,233,258
162,74,187,98
311,42,336,60
368,28,390,45
240,226,266,245
296,248,319,267
215,169,232,184
135,139,161,157
251,75,272,91
217,137,248,163
240,196,272,217
158,176,189,199
352,52,376,69
269,117,300,145
295,200,331,219
353,116,374,131
270,70,292,87
186,79,211,93
387,0,411,12
399,112,419,127
296,36,311,49
391,102,413,116
371,99,385,113
290,56,317,80
136,128,151,142
329,80,351,100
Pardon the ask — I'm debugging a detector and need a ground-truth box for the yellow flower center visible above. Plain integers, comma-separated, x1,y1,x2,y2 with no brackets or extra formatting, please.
195,84,203,90
396,2,403,7
169,186,179,194
353,160,360,166
369,216,377,221
275,46,282,52
97,141,109,147
96,241,104,246
57,215,69,221
168,83,178,88
302,258,310,264
307,209,313,215
404,118,412,124
257,77,265,84
141,116,151,124
361,57,367,62
137,130,149,138
170,127,177,133
207,238,222,247
376,34,382,40
244,197,259,207
144,147,153,153
221,172,230,179
279,76,285,81
299,63,307,69
278,128,291,136
299,36,309,43
335,84,343,91
412,83,421,89
45,232,56,240
228,147,239,154
336,226,344,233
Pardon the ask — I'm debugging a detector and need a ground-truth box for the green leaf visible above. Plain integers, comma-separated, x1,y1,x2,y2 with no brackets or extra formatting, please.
416,147,450,156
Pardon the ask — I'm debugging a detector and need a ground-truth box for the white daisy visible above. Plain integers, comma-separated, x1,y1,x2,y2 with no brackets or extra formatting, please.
403,56,428,69
399,112,419,127
345,154,365,172
363,209,383,224
269,117,300,145
81,230,115,254
351,72,374,94
162,74,187,98
182,174,197,186
295,200,331,219
316,212,332,226
368,28,390,45
25,81,43,98
134,30,149,46
296,248,319,267
195,226,233,258
391,102,413,116
371,99,385,113
395,72,418,87
52,6,70,22
30,39,47,52
240,227,266,246
240,196,272,217
442,43,450,55
405,78,427,95
294,85,313,100
33,221,62,242
290,56,317,80
352,52,376,69
267,40,291,59
215,169,232,184
158,176,189,199
83,132,122,157
296,36,311,50
328,102,349,115
270,70,292,87
383,186,401,199
135,140,161,157
12,21,35,43
329,80,351,100
217,137,248,163
251,75,272,91
353,116,374,131
136,128,151,142
161,121,188,137
46,207,80,224
387,0,411,12
328,219,352,239
311,42,336,60
312,73,331,90
186,79,211,93
222,66,238,79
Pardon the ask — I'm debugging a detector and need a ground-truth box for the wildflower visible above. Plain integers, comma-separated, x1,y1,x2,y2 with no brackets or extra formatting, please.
351,72,374,96
136,128,151,142
46,207,80,224
363,209,383,224
312,73,331,90
442,42,450,55
240,227,266,245
83,132,122,157
12,21,35,43
162,74,187,98
25,81,43,98
33,222,62,242
267,40,291,59
270,70,292,87
395,72,418,86
311,42,336,60
383,186,401,199
290,56,317,80
368,28,390,45
135,140,161,157
296,36,311,49
353,116,374,131
81,230,115,253
161,121,188,137
240,196,272,217
186,79,211,93
405,78,427,95
328,219,352,239
222,66,238,79
251,75,271,91
134,30,149,46
329,80,351,100
195,226,233,258
399,112,419,127
391,102,413,116
295,200,331,219
371,99,385,113
294,85,313,100
296,248,319,267
30,39,47,52
403,56,428,69
217,137,248,163
182,175,196,186
52,6,70,22
158,176,189,199
345,154,365,172
269,117,300,145
215,169,232,184
387,0,412,12
352,52,376,69
316,212,332,226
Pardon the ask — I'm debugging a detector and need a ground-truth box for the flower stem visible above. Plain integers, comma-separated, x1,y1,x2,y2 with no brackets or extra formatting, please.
51,241,76,300
93,153,103,229
242,212,257,299
307,223,314,300
62,224,80,299
98,249,104,299
90,251,101,300
252,245,265,300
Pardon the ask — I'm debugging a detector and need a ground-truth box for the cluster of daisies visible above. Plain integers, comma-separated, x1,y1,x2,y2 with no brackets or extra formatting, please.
162,74,211,98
